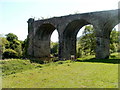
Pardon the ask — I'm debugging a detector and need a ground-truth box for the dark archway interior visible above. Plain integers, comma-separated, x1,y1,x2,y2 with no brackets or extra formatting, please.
36,24,56,41
64,19,90,37
34,23,58,57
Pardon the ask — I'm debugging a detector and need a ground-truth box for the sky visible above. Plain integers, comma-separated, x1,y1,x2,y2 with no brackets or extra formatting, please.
0,0,120,42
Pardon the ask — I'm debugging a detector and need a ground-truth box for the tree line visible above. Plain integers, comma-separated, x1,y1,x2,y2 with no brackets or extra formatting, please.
0,33,28,59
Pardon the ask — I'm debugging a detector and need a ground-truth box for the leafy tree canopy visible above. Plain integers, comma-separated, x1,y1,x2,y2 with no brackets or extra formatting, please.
2,49,18,59
6,33,18,41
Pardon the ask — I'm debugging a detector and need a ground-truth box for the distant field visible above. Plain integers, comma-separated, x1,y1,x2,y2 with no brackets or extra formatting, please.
1,53,119,88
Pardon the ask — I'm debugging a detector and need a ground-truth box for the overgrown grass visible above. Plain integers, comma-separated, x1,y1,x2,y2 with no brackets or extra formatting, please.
1,53,119,88
0,59,42,76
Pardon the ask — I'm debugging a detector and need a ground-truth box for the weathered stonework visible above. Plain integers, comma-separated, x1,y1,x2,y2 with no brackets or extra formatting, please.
27,9,120,60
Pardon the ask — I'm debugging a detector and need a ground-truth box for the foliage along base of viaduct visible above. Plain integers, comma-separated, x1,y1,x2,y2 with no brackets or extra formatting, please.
27,9,120,60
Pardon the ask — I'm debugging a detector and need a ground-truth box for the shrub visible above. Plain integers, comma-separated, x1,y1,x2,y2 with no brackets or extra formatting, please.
2,49,18,59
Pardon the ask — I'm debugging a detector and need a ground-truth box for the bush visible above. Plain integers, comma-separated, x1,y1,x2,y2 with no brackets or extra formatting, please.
2,49,18,59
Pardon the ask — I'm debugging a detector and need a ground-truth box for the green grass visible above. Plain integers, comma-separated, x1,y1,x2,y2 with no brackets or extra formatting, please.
77,53,120,64
77,52,120,60
0,59,42,76
1,53,119,88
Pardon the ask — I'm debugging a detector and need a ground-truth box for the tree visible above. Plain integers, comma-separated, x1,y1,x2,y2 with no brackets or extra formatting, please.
5,33,22,58
50,42,58,56
77,26,119,58
77,25,96,57
110,29,119,53
76,43,82,58
0,37,9,53
2,49,18,59
6,33,18,41
21,37,29,58
12,40,22,57
0,35,9,59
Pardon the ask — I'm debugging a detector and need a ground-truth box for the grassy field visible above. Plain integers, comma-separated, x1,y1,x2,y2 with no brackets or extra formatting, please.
1,59,42,76
1,53,120,88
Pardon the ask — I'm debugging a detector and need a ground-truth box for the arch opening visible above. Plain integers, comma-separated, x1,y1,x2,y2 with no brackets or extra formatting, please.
76,24,96,58
34,23,59,58
109,24,120,59
35,24,56,41
64,20,90,38
62,19,96,59
50,30,59,57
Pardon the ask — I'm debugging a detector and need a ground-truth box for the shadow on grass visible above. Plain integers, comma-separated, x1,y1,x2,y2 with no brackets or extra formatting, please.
76,58,120,64
28,54,120,64
29,58,59,64
29,59,44,64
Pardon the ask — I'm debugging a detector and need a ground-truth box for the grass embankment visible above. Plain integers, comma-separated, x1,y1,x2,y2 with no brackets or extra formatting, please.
1,53,120,88
0,59,42,76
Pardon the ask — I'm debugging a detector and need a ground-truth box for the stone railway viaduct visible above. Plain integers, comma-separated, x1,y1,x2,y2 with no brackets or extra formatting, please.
27,9,120,60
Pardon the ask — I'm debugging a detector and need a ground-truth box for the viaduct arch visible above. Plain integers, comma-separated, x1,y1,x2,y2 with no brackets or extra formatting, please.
27,9,120,60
